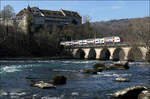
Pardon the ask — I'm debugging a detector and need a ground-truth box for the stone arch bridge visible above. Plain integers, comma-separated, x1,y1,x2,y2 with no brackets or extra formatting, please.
65,44,149,61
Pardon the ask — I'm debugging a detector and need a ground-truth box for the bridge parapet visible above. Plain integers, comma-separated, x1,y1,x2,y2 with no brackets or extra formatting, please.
65,43,146,49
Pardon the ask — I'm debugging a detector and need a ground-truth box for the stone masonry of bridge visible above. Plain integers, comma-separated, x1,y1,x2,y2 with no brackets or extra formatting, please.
65,45,148,61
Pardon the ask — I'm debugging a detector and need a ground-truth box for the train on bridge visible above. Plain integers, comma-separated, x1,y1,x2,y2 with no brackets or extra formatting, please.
60,36,121,46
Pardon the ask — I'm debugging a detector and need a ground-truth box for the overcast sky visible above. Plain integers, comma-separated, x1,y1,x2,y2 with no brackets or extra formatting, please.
0,0,149,22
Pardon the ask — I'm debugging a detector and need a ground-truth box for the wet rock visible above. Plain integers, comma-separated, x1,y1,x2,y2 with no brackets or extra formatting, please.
0,91,8,96
107,62,129,70
93,62,106,72
138,90,150,99
115,77,130,82
52,75,67,85
71,92,79,96
111,85,147,99
31,81,56,89
83,69,97,74
84,62,106,74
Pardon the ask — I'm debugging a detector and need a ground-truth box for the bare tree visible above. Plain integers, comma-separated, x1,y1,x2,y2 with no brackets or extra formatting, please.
83,15,92,23
0,5,15,44
0,5,15,19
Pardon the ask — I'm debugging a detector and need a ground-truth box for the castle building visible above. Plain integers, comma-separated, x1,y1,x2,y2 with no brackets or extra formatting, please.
16,6,82,33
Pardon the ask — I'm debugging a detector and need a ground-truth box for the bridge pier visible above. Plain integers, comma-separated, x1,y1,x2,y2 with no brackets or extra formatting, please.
121,47,131,60
139,47,148,60
95,48,102,59
82,48,90,59
108,48,116,60
72,48,78,57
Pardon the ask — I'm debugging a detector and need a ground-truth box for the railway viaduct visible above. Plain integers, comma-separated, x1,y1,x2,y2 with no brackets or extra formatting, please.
65,44,149,61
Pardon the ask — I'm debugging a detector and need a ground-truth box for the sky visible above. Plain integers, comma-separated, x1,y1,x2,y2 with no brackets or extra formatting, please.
0,0,149,22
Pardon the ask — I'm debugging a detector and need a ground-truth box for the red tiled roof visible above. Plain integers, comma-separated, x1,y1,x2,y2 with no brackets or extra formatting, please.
16,8,26,16
16,7,81,19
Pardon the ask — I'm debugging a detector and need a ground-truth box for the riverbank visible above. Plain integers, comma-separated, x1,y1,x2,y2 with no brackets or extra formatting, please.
0,57,149,63
0,56,74,60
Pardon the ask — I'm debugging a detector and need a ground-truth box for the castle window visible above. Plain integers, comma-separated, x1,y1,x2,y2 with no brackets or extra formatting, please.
72,19,78,25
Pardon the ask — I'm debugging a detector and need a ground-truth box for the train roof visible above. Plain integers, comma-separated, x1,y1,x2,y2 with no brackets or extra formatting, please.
60,36,120,42
103,36,120,38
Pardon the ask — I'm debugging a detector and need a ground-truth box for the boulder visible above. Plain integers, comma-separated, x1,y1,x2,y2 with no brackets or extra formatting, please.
106,62,129,70
115,77,130,82
138,90,150,99
31,81,56,89
52,75,67,85
111,85,147,99
93,62,106,72
83,69,97,74
71,92,79,96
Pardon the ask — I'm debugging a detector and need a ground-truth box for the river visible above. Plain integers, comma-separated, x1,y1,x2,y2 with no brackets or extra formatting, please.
0,60,150,99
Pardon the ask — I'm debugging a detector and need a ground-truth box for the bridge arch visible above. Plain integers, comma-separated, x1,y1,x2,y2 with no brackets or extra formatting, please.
100,47,110,60
127,47,143,61
88,48,96,59
74,48,85,59
112,47,125,61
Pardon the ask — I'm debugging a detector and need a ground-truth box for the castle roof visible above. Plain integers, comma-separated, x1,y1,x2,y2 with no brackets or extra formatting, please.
16,6,81,18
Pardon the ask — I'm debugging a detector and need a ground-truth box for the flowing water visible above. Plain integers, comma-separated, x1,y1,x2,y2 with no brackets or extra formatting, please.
0,60,150,99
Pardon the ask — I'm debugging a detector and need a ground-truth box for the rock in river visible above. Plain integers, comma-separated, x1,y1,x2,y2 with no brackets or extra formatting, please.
115,77,130,82
52,75,67,85
71,92,79,96
93,62,106,72
138,90,150,99
83,69,97,74
111,85,147,99
31,81,56,89
107,61,129,70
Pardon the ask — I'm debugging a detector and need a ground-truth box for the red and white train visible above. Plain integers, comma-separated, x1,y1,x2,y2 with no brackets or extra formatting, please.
60,36,121,46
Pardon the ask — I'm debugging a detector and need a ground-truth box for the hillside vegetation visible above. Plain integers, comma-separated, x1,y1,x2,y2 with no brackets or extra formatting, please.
92,17,150,44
